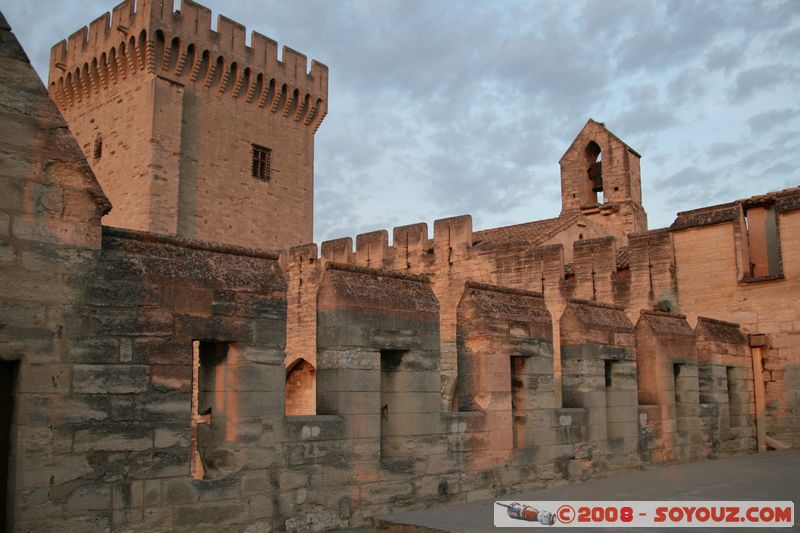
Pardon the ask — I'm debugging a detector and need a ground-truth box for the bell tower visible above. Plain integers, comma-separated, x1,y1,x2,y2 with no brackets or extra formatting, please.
559,119,647,237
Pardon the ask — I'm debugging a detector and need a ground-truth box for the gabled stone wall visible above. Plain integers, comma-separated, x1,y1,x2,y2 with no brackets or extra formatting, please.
456,283,556,471
635,311,704,463
559,299,640,472
695,317,757,456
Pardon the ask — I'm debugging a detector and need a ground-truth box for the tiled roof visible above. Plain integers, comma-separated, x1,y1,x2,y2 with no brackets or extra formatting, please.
473,213,581,246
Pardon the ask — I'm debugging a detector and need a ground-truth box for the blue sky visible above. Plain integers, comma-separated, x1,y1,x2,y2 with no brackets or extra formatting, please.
4,0,798,243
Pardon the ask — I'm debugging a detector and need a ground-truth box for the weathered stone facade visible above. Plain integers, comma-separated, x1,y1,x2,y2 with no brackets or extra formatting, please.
0,2,798,532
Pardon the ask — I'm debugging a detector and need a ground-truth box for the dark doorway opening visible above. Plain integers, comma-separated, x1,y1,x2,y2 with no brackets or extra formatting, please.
1,360,19,533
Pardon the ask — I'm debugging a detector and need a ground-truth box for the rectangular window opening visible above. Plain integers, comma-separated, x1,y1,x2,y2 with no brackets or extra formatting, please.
672,362,697,427
191,340,230,480
251,144,271,181
726,366,741,428
380,349,408,461
743,205,780,278
510,355,527,448
605,359,625,440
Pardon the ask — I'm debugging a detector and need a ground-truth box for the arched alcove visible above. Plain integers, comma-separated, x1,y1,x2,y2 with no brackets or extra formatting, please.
585,141,603,204
285,358,316,416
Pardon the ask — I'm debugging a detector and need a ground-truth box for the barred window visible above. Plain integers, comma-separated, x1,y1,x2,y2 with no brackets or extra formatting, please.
252,144,271,181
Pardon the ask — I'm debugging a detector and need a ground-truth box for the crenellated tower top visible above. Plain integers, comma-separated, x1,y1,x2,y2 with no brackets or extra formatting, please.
48,0,327,131
46,0,328,252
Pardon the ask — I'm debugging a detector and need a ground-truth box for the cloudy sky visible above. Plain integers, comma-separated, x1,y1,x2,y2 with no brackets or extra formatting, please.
4,0,798,242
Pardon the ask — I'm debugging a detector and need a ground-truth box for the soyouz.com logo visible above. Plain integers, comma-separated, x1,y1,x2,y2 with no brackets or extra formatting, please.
493,501,794,528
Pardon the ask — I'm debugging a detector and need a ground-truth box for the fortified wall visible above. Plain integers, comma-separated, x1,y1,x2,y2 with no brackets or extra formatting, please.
1,3,798,532
285,210,676,413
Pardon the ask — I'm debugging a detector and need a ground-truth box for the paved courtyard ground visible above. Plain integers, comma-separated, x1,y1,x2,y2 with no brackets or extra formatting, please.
368,449,800,532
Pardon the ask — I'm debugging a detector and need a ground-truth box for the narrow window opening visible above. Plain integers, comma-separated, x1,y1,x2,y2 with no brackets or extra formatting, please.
93,134,102,161
510,355,526,448
672,362,696,428
605,359,614,388
380,349,407,461
191,340,229,480
564,263,575,283
1,361,19,530
252,144,271,181
605,359,624,440
726,366,741,428
585,141,603,204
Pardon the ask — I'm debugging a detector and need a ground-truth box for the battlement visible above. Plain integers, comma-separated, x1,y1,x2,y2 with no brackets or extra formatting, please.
296,215,474,270
293,216,678,305
48,0,327,130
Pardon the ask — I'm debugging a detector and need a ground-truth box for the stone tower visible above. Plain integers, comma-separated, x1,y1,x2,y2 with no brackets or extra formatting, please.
559,119,648,237
48,0,328,251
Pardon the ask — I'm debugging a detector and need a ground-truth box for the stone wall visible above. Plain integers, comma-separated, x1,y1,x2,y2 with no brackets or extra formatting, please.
285,215,680,413
456,282,556,471
695,317,757,456
285,188,800,454
1,7,792,531
559,300,639,472
635,311,704,463
0,14,109,530
12,227,287,532
672,191,800,445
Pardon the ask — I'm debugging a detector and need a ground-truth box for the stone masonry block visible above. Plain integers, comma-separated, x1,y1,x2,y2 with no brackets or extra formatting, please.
114,481,144,509
173,502,249,528
73,421,153,452
72,364,150,394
